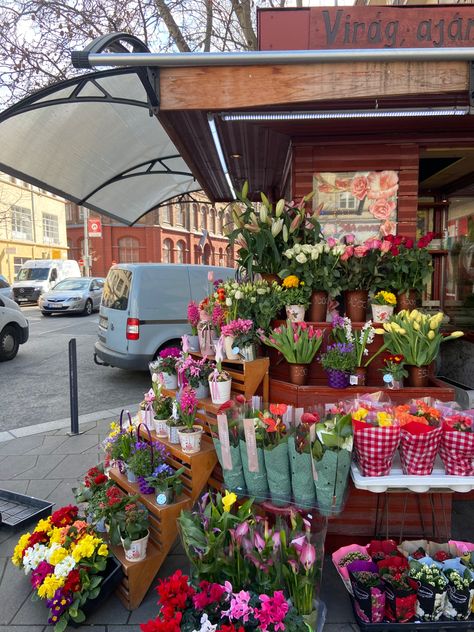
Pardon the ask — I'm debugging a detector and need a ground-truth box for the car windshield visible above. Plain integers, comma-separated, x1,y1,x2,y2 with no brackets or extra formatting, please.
17,268,49,281
52,279,89,291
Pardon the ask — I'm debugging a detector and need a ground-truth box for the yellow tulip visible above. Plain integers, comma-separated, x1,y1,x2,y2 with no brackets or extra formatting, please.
450,331,464,338
399,328,406,335
410,309,420,320
374,328,385,335
222,490,237,512
413,322,420,331
427,330,435,340
383,323,392,332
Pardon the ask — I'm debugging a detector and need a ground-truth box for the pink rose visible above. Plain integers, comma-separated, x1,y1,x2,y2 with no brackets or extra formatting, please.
327,237,337,247
345,234,355,245
364,238,382,250
380,240,392,254
369,198,396,220
350,175,368,201
354,245,368,257
340,246,354,261
367,171,399,200
380,220,396,237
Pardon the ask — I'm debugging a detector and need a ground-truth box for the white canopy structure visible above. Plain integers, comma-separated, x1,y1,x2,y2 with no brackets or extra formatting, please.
0,67,201,225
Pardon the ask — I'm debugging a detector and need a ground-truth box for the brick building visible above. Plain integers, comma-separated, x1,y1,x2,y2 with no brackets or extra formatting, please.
66,196,234,277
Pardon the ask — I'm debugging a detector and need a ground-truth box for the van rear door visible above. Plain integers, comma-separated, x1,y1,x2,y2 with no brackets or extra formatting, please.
98,268,132,354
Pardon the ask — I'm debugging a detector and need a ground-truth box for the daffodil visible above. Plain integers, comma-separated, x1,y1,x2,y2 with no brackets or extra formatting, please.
222,490,237,512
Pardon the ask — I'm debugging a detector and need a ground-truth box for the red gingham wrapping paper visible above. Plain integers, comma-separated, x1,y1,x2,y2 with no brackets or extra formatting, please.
353,424,401,476
399,426,442,475
439,430,474,476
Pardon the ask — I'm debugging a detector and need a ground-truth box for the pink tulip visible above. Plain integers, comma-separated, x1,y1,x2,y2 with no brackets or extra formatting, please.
300,541,316,571
327,237,337,247
294,333,299,343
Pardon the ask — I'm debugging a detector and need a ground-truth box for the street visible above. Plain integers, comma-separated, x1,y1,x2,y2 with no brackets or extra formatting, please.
0,305,150,431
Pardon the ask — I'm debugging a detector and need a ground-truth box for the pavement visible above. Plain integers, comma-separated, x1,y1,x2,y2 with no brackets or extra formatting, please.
0,410,472,632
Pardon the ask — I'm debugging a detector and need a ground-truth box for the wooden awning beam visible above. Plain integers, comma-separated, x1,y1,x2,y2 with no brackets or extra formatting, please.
160,61,469,111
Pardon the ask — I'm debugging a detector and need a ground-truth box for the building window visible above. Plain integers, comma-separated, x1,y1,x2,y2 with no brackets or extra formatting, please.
176,240,186,264
194,244,201,264
78,207,85,221
163,238,173,263
225,212,232,231
193,204,199,230
203,243,211,265
218,212,223,234
218,247,224,265
118,236,140,263
176,205,185,226
201,206,208,231
210,208,216,233
11,206,33,241
65,203,74,222
162,205,171,224
226,250,233,267
13,257,29,279
42,213,60,244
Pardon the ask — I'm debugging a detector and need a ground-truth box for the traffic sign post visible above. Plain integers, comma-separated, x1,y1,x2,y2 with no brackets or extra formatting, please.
78,258,84,267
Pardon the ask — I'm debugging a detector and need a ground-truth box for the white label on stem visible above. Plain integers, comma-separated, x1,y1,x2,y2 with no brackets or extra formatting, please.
217,414,233,470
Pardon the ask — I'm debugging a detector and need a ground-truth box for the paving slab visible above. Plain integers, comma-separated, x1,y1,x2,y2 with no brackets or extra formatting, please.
47,433,100,455
14,454,66,480
0,560,36,625
0,456,39,479
26,478,61,500
84,594,129,625
0,435,44,455
46,453,100,479
0,627,45,632
24,434,71,455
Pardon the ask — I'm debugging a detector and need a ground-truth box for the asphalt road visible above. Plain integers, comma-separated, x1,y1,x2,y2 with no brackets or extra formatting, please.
0,306,150,432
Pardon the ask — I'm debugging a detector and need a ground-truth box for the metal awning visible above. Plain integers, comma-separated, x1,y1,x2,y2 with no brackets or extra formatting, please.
0,67,201,225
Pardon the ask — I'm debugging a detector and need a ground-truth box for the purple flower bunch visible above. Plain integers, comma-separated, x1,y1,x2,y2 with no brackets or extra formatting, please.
177,354,215,388
159,347,181,359
320,341,357,373
46,588,74,625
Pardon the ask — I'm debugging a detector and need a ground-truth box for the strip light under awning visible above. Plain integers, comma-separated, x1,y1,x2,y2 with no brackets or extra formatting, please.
220,108,469,121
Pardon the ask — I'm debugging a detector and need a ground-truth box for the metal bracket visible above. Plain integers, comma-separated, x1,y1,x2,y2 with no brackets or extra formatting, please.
71,32,150,69
470,61,474,111
137,67,160,116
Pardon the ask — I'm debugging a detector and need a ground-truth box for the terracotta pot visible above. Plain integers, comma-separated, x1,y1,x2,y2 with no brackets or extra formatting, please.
309,290,328,322
397,290,417,312
261,273,280,285
350,366,367,386
406,365,430,387
344,290,368,322
288,363,309,386
285,304,305,322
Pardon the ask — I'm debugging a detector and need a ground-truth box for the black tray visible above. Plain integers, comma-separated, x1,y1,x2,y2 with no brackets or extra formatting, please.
350,597,474,631
70,555,124,627
0,488,54,528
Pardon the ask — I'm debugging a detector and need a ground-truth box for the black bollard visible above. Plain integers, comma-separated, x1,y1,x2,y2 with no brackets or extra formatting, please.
68,338,83,435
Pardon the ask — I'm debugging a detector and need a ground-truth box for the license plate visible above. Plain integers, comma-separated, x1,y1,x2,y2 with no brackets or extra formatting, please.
17,297,27,302
99,316,108,330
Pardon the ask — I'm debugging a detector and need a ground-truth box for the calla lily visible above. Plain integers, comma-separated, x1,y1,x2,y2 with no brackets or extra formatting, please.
254,532,265,552
290,535,306,553
300,541,316,571
234,521,249,543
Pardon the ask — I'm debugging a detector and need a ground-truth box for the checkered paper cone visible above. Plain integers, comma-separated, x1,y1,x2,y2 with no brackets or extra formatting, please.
439,430,474,476
399,424,443,475
353,422,400,476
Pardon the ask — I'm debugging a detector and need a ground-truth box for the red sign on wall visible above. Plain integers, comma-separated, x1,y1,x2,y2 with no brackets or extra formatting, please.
88,217,102,238
258,7,474,51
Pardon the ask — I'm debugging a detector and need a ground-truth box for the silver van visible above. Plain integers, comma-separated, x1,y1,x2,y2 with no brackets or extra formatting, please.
94,264,235,370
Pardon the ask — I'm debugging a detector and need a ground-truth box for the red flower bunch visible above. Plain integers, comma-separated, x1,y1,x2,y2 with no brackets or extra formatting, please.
218,625,245,632
50,505,78,528
417,231,438,249
155,570,195,619
444,413,473,432
27,530,49,549
193,580,226,609
84,466,108,488
140,611,182,632
106,485,124,507
63,569,82,594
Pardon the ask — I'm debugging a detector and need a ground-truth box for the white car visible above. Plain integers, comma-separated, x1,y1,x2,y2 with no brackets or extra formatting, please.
0,294,29,361
0,275,14,301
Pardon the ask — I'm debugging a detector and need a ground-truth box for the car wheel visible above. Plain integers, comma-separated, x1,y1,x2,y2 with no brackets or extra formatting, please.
41,311,52,317
83,299,93,316
0,325,20,361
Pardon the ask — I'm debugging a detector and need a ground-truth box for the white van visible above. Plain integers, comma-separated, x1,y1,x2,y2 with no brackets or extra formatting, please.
0,294,29,361
13,259,81,304
95,264,235,370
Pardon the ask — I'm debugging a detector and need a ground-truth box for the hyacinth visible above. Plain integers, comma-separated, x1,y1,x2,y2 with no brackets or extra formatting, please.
180,388,198,416
212,303,226,328
159,347,181,359
187,301,200,327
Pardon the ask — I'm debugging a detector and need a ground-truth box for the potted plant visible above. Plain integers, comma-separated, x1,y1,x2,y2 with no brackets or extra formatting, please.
167,400,181,444
126,438,163,483
380,310,463,386
187,300,200,351
280,240,345,321
149,376,172,436
176,353,214,399
221,318,255,360
371,290,397,322
259,321,324,386
105,425,136,475
145,463,185,506
176,387,203,453
320,342,357,389
74,465,110,532
109,497,150,563
208,338,232,404
149,347,181,389
331,316,380,386
218,278,284,332
280,274,311,322
380,353,408,388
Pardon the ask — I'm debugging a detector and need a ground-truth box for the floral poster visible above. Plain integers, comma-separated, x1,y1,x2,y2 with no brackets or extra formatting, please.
313,171,399,242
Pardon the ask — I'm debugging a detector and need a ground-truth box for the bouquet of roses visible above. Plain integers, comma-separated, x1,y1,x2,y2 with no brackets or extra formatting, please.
351,397,400,476
395,399,443,475
212,395,248,495
311,406,353,515
347,561,385,623
12,505,110,631
408,559,448,621
288,410,319,508
439,409,474,475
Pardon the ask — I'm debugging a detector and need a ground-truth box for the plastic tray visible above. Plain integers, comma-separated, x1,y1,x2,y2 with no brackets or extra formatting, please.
350,596,474,631
351,455,474,493
0,488,54,528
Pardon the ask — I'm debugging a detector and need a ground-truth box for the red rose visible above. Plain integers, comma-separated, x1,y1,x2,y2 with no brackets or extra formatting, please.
94,474,108,486
390,246,400,256
384,234,395,243
434,550,449,562
404,238,414,249
393,235,404,246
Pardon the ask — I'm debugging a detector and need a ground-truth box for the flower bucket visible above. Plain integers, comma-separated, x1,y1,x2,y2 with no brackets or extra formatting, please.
153,416,168,438
213,437,246,494
125,465,138,484
194,382,210,400
209,378,232,404
240,343,257,362
313,449,352,516
344,290,368,322
178,425,203,454
288,363,309,386
326,369,350,389
188,334,200,352
263,443,292,507
371,304,394,323
160,371,178,390
198,326,214,356
224,335,239,360
288,436,317,508
168,425,180,444
309,290,328,322
406,365,430,387
121,530,149,563
239,439,269,501
286,304,305,322
397,290,417,312
155,488,176,506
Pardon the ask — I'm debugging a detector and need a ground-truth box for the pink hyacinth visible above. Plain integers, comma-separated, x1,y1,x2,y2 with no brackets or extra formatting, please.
212,303,225,327
187,301,200,328
180,387,198,415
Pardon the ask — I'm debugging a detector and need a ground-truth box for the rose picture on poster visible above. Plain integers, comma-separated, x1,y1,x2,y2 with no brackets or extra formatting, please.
313,171,399,242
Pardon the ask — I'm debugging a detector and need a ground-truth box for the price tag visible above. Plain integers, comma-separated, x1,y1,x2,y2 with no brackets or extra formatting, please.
217,414,233,471
243,418,259,472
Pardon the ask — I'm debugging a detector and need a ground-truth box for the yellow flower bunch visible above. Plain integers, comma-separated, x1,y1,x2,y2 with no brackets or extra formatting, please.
12,532,31,566
49,546,69,566
352,408,368,421
37,574,65,599
352,407,394,427
71,534,103,562
373,291,396,306
34,517,53,535
282,274,301,288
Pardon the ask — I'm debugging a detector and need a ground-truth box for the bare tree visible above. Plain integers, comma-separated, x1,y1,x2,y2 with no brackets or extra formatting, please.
0,0,297,107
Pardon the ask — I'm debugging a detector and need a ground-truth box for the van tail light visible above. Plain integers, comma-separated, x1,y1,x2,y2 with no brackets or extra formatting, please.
126,318,140,340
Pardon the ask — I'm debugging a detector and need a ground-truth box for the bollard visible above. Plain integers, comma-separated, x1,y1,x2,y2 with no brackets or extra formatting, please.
68,338,83,435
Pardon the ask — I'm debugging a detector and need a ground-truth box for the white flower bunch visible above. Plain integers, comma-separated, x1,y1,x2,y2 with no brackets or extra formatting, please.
22,543,49,573
54,555,76,578
192,613,218,632
410,563,448,591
